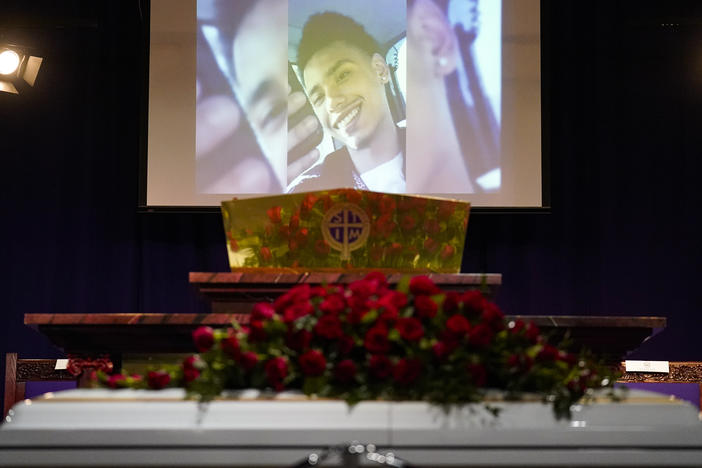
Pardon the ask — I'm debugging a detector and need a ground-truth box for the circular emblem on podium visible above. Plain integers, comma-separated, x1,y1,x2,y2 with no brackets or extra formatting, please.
321,203,370,260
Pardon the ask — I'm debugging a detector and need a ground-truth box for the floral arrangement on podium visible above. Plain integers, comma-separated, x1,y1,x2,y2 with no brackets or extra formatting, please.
220,189,469,272
100,273,619,419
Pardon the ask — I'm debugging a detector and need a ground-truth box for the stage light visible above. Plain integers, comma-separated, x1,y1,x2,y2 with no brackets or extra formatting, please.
0,49,20,75
0,44,43,95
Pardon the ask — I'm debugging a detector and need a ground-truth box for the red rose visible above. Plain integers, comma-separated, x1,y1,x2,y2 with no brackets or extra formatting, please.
239,351,259,371
373,214,396,237
192,326,215,352
437,203,454,220
466,363,487,387
314,239,331,255
300,193,318,218
509,319,526,335
274,284,311,313
183,368,200,383
337,335,355,355
314,314,344,340
248,320,267,341
282,302,314,323
537,344,559,362
393,358,422,385
414,295,438,319
409,275,440,296
341,189,362,204
423,218,441,235
147,370,171,390
267,206,282,224
400,214,417,231
320,294,346,315
285,329,312,352
558,351,577,365
220,333,241,359
251,302,275,321
299,350,327,377
525,322,541,343
384,290,408,308
468,324,493,348
432,341,451,361
423,237,439,253
396,317,424,341
481,302,505,330
264,357,288,390
182,356,203,382
364,325,391,354
349,279,376,298
294,228,309,247
369,355,393,380
107,373,126,388
346,295,370,324
439,244,456,260
334,359,357,383
442,291,461,314
364,271,388,288
289,213,300,231
445,314,471,337
260,246,272,263
462,290,486,317
376,303,399,326
278,225,291,238
379,195,397,214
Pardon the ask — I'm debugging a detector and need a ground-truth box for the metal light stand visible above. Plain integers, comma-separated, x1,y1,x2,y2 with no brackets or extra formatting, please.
290,442,414,468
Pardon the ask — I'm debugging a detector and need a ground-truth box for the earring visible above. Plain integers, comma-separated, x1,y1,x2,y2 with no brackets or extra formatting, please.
437,56,448,67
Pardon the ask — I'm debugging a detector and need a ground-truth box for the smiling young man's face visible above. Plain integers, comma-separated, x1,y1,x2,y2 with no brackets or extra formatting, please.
303,41,389,151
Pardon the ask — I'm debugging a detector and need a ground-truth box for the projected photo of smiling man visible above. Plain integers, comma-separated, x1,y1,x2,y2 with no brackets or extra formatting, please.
289,11,405,193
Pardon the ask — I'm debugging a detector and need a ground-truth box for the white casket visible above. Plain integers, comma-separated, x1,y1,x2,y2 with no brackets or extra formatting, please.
1,389,701,467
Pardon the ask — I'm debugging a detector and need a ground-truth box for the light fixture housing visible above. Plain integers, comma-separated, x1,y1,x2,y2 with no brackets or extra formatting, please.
0,44,43,95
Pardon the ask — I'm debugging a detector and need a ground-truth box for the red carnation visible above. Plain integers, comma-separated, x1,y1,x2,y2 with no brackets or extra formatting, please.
446,314,471,337
337,335,355,355
300,193,317,217
239,351,259,371
251,302,275,321
364,271,389,288
393,358,422,385
299,350,327,377
220,333,241,359
334,359,357,383
274,284,311,313
439,244,456,260
396,317,424,341
314,239,331,255
285,329,312,352
414,295,438,319
468,324,493,348
107,373,126,388
349,279,377,298
192,326,215,352
423,218,441,235
147,370,171,390
400,214,417,231
264,357,288,391
314,314,344,340
369,355,393,380
509,319,526,335
346,295,371,324
423,237,439,253
320,294,346,315
260,246,273,263
466,363,487,387
364,325,391,354
267,206,282,224
409,275,440,296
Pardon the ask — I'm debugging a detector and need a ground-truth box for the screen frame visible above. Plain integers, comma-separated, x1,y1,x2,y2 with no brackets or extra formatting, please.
136,0,551,215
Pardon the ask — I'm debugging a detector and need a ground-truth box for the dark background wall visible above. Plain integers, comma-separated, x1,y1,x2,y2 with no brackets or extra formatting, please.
1,0,701,405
